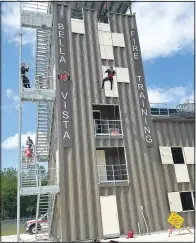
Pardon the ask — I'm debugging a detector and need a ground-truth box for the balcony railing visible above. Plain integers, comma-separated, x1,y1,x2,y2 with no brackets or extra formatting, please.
21,75,55,90
97,164,129,185
94,119,123,138
20,167,58,189
150,103,170,116
149,103,194,117
22,2,50,14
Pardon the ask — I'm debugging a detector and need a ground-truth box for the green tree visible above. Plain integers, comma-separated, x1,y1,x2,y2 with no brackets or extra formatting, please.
1,168,18,219
1,166,48,220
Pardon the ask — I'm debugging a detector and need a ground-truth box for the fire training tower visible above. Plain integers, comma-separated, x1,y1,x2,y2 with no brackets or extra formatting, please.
17,2,59,241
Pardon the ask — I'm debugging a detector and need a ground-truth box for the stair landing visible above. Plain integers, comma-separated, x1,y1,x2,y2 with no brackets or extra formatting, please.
20,185,59,196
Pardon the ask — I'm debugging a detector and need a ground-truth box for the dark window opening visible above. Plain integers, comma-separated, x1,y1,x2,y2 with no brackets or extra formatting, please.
93,105,122,136
96,147,128,182
92,105,120,121
93,111,101,134
97,13,109,24
71,8,83,20
93,111,101,120
171,147,185,164
180,192,194,211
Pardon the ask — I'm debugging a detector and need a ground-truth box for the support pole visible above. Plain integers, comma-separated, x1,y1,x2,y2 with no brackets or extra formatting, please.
17,3,22,242
141,205,149,234
35,192,41,238
137,222,141,236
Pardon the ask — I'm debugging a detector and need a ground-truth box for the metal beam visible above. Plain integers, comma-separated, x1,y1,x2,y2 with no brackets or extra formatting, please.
17,3,22,242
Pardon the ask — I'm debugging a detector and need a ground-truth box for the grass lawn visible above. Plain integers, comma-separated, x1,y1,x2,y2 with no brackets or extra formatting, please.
1,221,25,236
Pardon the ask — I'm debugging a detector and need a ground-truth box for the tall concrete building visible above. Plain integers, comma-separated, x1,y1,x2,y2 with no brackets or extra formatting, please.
48,2,195,241
18,1,195,242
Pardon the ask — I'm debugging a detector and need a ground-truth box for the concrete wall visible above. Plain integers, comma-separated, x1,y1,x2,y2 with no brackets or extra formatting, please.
100,119,194,235
50,194,61,241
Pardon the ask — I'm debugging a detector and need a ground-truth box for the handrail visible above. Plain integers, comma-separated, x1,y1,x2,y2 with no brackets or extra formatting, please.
48,194,57,237
94,119,123,137
20,168,58,188
150,103,170,117
21,2,49,14
21,74,55,90
97,164,128,184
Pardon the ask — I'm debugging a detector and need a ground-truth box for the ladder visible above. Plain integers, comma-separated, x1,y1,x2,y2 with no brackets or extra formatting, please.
19,2,58,241
34,193,56,240
36,102,54,162
21,153,39,188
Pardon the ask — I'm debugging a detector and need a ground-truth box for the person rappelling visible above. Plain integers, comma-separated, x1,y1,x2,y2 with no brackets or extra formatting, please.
101,66,116,90
103,3,109,23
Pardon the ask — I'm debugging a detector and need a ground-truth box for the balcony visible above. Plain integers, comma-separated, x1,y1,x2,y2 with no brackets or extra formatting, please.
21,75,55,102
96,148,129,187
21,2,52,29
94,119,123,138
20,166,59,196
97,164,129,186
150,102,195,119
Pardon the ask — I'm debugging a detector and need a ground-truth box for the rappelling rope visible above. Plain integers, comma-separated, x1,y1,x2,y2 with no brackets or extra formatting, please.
99,4,118,95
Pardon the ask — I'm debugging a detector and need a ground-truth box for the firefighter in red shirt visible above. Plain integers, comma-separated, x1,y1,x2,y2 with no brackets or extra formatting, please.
101,67,116,90
24,146,33,168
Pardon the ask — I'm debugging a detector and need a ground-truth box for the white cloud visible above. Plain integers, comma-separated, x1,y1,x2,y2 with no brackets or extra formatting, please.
6,89,18,102
148,85,194,108
6,88,19,110
2,132,36,150
2,2,194,61
132,1,194,60
2,3,36,48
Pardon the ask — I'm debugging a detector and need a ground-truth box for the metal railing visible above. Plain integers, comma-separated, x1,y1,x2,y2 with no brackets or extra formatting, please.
97,164,128,184
150,102,195,118
37,168,58,187
94,119,123,137
35,75,55,89
21,2,52,30
150,103,170,116
21,75,55,90
35,194,56,239
22,2,50,14
20,166,58,189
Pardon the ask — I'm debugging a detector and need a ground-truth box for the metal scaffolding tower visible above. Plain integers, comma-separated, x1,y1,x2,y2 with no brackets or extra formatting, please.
17,2,59,241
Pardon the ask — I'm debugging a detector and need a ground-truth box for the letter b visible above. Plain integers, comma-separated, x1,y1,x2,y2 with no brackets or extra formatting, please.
58,23,64,30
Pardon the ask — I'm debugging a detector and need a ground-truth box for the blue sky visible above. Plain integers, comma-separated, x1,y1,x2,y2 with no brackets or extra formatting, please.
1,1,194,169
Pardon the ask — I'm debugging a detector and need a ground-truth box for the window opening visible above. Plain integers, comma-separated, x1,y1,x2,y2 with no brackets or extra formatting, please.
101,148,128,182
71,8,83,20
180,192,194,211
93,105,122,137
171,147,185,164
97,3,109,24
93,110,102,134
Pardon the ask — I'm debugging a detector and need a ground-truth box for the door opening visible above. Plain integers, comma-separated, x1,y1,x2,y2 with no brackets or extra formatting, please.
100,195,120,238
93,110,101,134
